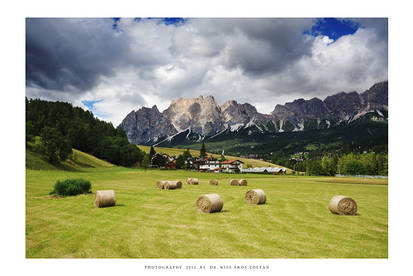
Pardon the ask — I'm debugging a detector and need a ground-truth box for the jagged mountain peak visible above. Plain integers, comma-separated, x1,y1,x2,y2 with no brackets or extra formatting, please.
119,81,388,145
163,94,223,135
151,105,159,112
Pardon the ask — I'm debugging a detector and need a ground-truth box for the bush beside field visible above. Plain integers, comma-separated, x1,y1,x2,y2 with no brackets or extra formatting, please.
51,178,92,196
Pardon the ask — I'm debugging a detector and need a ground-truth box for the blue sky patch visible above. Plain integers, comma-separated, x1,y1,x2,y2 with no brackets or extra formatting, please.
82,99,107,118
306,18,359,41
131,17,187,26
159,18,187,26
112,17,187,31
112,18,120,30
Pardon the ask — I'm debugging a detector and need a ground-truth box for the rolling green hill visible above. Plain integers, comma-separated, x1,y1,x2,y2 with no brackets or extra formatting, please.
26,144,114,171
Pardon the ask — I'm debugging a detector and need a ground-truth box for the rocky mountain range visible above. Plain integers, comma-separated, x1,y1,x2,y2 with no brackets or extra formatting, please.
119,81,388,146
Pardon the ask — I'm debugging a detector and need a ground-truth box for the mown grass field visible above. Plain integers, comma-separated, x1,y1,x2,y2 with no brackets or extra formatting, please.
26,166,387,258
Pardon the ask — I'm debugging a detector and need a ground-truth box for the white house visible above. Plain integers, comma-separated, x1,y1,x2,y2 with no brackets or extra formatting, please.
220,160,243,173
199,159,221,172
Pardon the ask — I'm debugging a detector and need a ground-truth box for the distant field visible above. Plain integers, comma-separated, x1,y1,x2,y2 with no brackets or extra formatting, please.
137,145,292,172
316,177,388,185
26,167,387,258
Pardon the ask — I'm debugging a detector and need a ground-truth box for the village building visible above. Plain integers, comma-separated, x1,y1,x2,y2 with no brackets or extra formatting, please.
242,167,286,174
166,159,176,170
220,160,243,173
199,157,220,172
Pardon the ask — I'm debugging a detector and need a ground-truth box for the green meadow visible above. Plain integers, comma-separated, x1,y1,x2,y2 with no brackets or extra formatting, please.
26,164,387,258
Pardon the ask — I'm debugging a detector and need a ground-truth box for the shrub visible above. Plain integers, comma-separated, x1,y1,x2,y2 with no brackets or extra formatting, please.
51,178,91,196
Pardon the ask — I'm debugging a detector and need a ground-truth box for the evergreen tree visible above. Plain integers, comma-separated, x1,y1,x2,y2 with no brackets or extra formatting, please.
305,160,312,176
321,155,336,176
26,121,35,142
181,149,192,170
120,144,143,167
344,160,364,175
182,149,192,159
40,126,64,164
310,160,324,176
200,142,207,158
149,146,156,160
176,154,185,169
141,154,150,171
59,138,73,161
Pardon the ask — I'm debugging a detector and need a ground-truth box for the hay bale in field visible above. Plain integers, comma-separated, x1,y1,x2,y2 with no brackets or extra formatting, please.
328,195,357,215
163,181,182,190
94,190,116,208
187,178,199,185
196,194,223,213
239,179,248,186
186,178,199,185
156,180,167,189
245,189,266,205
209,179,218,185
230,179,239,186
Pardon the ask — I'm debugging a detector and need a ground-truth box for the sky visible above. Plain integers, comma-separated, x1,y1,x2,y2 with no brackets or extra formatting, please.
26,17,388,126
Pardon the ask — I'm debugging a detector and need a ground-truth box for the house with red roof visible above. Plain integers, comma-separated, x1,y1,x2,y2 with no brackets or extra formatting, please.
220,160,243,173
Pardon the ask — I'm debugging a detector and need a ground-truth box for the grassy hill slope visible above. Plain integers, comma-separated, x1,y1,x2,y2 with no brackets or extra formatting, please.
137,145,292,172
26,144,114,171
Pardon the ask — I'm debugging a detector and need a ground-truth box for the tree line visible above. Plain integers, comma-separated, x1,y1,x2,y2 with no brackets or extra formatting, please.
26,98,146,167
289,152,388,176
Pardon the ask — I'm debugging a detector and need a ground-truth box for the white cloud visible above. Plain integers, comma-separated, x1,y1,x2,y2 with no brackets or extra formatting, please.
26,18,388,125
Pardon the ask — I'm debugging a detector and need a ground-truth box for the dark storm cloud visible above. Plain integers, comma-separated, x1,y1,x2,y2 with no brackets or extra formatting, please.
210,18,316,76
26,18,131,92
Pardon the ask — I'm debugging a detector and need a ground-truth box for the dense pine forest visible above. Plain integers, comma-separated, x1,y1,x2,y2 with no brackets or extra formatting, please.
26,98,146,166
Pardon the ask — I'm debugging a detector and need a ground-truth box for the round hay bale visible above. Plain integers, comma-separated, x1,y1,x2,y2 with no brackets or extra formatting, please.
196,194,223,213
209,179,218,185
156,180,167,189
94,190,116,208
230,179,239,186
328,195,357,215
186,178,198,185
245,189,266,205
163,182,173,190
239,179,248,186
163,181,182,190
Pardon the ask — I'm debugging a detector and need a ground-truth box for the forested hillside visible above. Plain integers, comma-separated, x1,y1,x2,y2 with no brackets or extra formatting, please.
26,98,146,167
